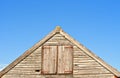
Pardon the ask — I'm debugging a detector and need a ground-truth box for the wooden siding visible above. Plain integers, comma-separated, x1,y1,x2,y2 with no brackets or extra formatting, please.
2,46,42,78
2,33,115,78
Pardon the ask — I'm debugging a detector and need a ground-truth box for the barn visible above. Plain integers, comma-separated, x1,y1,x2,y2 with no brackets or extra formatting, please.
0,26,120,78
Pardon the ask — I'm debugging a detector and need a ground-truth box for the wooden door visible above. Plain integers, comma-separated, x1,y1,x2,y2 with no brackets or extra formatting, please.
42,46,57,74
58,46,73,74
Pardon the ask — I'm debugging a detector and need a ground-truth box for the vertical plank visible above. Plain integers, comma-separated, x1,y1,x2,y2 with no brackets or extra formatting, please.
42,46,57,74
58,46,64,73
58,46,73,74
64,46,73,73
42,46,49,74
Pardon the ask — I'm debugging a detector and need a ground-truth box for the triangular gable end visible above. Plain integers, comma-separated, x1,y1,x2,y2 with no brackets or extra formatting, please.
0,26,120,77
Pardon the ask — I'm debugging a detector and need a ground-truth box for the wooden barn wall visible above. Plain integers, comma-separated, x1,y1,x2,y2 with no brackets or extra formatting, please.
2,34,115,78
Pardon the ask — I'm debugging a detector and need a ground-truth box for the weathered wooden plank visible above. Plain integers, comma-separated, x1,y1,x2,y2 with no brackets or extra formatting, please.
73,62,102,66
14,64,41,68
73,74,114,78
73,55,90,58
49,36,66,40
73,57,92,60
43,40,74,46
74,66,104,70
73,69,111,74
73,52,86,56
74,59,96,63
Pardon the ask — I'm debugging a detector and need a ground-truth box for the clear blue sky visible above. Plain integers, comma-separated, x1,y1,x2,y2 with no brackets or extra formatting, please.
0,0,120,71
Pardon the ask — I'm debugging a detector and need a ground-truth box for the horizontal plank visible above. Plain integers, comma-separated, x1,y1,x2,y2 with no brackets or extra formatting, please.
73,74,114,78
74,66,105,70
73,57,92,60
73,55,90,58
73,69,111,74
74,59,96,63
73,52,86,56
